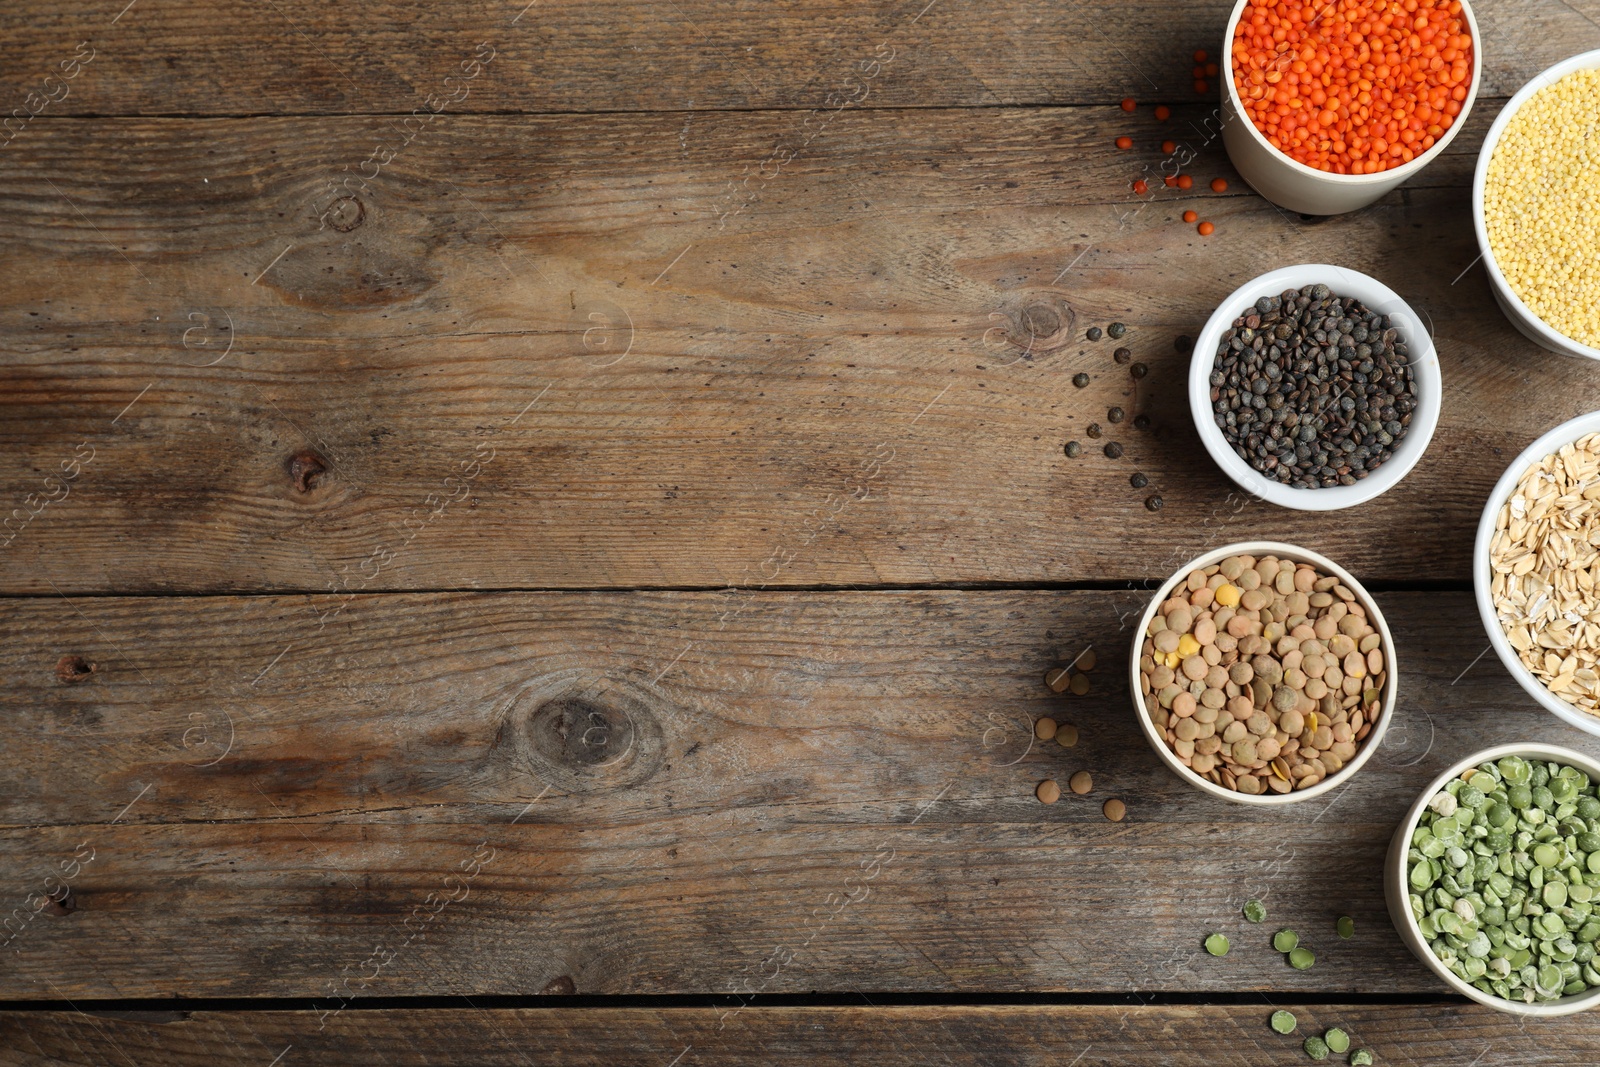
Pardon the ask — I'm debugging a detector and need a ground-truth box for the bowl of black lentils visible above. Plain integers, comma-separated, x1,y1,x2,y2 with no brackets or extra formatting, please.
1188,264,1442,510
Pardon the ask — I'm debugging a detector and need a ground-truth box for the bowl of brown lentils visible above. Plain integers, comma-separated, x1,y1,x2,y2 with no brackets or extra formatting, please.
1188,263,1442,511
1130,540,1397,805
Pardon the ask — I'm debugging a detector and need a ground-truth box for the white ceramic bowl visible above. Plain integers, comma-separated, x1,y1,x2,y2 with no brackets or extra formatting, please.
1472,49,1600,361
1385,742,1600,1017
1220,0,1482,215
1188,263,1443,511
1474,410,1600,740
1130,540,1397,805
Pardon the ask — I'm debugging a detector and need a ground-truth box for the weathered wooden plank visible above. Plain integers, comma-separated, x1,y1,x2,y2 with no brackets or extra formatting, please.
0,0,1591,115
1,1003,1595,1066
0,108,1593,593
0,589,1594,998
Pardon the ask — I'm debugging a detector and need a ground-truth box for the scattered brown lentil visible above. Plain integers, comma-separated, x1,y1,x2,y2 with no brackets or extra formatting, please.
1131,362,1149,379
1108,322,1127,338
1078,650,1098,671
1131,472,1149,488
1103,798,1127,821
1037,779,1062,804
1108,406,1126,423
1137,551,1387,796
1086,326,1103,341
1114,347,1133,364
1145,495,1164,511
1065,441,1082,457
1044,666,1073,692
1069,672,1091,696
1069,770,1094,795
1056,723,1080,747
1133,414,1152,430
1086,423,1103,439
1104,442,1124,459
1035,716,1059,741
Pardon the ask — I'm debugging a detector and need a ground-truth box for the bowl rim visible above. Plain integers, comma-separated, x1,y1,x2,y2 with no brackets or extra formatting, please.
1472,410,1600,740
1221,0,1482,185
1128,539,1397,805
1386,741,1600,1016
1471,48,1600,361
1187,263,1443,512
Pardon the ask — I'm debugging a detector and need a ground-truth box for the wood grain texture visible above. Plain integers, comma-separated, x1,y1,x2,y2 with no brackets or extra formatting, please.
2,1003,1596,1066
1,589,1595,998
3,103,1600,593
0,0,1592,114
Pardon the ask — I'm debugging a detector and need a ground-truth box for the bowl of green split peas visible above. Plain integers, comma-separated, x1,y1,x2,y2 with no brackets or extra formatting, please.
1386,743,1600,1017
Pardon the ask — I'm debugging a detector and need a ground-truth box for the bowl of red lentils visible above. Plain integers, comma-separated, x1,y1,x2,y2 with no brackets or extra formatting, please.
1130,541,1397,805
1222,0,1481,215
1475,50,1600,361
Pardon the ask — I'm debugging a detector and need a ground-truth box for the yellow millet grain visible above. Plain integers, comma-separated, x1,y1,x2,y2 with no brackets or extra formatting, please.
1484,68,1600,348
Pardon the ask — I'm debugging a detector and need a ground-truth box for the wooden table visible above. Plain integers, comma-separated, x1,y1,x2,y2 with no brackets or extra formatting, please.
4,1,1600,1062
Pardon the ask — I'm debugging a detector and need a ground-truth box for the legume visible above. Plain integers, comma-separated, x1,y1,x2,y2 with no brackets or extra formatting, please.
1109,322,1127,338
1036,779,1061,804
1064,441,1082,458
1289,946,1316,969
1244,899,1267,923
1408,756,1600,1003
1070,770,1094,795
1323,1028,1350,1054
1087,327,1103,341
1103,798,1127,821
1073,372,1090,388
1483,70,1600,348
1230,0,1473,174
1056,723,1080,748
1337,915,1355,939
1205,933,1231,956
1489,434,1600,719
1270,1009,1297,1034
1274,929,1300,952
1303,1035,1329,1061
1209,286,1416,489
1139,552,1387,795
1035,717,1058,741
1350,1050,1374,1066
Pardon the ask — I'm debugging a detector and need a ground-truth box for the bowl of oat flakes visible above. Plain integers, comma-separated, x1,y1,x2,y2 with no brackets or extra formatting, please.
1476,411,1600,738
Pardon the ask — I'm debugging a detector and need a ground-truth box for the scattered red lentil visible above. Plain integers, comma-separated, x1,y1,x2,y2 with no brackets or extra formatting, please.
1183,210,1198,223
1211,177,1229,192
1195,79,1209,93
1206,62,1220,77
1116,135,1134,149
1194,49,1208,63
1164,175,1179,187
1132,178,1149,195
1193,65,1207,79
1198,221,1215,236
1121,96,1137,111
1155,105,1171,120
1230,0,1474,174
1177,174,1193,189
1161,139,1177,154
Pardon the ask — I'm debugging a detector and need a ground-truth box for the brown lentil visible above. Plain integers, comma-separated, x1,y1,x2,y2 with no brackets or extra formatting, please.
1078,650,1097,671
1069,672,1091,696
1056,723,1080,747
1035,716,1058,741
1037,779,1061,804
1103,798,1127,821
1044,666,1072,693
1137,552,1387,796
1069,770,1094,795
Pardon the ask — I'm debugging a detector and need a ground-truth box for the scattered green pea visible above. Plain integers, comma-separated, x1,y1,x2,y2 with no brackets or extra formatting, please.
1205,933,1230,956
1303,1035,1329,1061
1273,929,1299,952
1323,1028,1350,1054
1269,1009,1297,1034
1337,916,1355,939
1244,899,1267,924
1289,947,1315,970
1351,1051,1374,1067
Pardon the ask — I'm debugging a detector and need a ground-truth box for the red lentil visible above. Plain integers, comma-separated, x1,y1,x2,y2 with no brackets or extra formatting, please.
1230,0,1474,174
1198,221,1215,236
1121,97,1137,111
1155,105,1171,120
1116,135,1134,149
1211,177,1229,192
1177,174,1194,189
1132,178,1149,195
1183,209,1198,223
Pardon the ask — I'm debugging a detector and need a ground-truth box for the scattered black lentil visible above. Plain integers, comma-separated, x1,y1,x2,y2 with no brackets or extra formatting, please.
1114,347,1133,364
1072,372,1090,388
1130,472,1148,488
1065,441,1082,457
1208,283,1417,489
1145,494,1164,511
1108,322,1127,338
1107,406,1125,423
1175,334,1194,353
1086,423,1103,439
1086,326,1103,341
1131,362,1149,379
1133,414,1152,430
1104,442,1124,459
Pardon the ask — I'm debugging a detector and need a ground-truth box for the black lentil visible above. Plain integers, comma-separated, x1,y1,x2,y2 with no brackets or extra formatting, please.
1065,441,1082,457
1130,472,1148,488
1107,406,1125,423
1108,322,1127,338
1175,334,1194,353
1104,442,1123,459
1073,372,1090,388
1207,284,1417,489
1131,362,1149,379
1086,326,1103,341
1145,494,1164,511
1086,423,1103,439
1114,346,1133,364
1133,414,1152,430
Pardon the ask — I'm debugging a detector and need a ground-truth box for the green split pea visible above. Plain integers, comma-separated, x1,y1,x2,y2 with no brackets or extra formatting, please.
1269,1009,1296,1034
1204,933,1230,956
1323,1028,1350,1054
1244,899,1267,923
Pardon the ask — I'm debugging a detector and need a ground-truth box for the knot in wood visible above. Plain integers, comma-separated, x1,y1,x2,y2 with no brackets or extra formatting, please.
504,671,667,794
325,196,365,233
1004,294,1076,356
55,655,95,684
287,450,328,493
